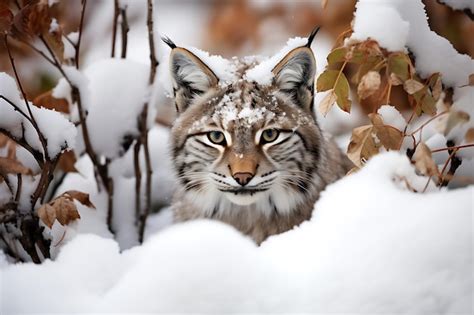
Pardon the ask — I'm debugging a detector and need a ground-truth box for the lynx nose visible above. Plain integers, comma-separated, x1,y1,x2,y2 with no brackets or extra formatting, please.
233,172,254,186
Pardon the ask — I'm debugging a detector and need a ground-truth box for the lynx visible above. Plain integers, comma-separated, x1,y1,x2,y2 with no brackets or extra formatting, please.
166,29,352,244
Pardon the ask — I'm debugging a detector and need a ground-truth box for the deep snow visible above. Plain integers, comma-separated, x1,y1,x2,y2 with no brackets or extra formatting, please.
1,153,472,313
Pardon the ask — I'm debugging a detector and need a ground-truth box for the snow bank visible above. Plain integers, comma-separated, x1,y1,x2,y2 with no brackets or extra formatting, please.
2,153,471,313
350,0,474,87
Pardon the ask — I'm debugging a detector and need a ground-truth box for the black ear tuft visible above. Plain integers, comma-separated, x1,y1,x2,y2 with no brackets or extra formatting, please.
305,26,321,48
162,36,177,49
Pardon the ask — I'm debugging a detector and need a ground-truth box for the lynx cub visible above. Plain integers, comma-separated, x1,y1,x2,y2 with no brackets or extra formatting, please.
166,30,352,244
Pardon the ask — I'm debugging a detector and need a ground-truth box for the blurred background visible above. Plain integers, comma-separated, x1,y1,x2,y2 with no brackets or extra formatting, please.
0,0,472,123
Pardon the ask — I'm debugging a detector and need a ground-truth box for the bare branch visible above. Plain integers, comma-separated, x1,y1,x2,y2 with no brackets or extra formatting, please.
120,7,129,59
4,35,50,161
111,0,119,57
76,0,87,69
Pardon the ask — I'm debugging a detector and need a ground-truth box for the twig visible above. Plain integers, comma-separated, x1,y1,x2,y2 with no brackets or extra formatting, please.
111,0,119,57
439,141,462,187
17,39,56,66
406,110,449,136
146,0,159,83
75,0,87,69
4,35,50,161
137,0,159,243
15,174,22,202
0,128,44,167
431,143,474,153
120,6,129,59
134,141,142,221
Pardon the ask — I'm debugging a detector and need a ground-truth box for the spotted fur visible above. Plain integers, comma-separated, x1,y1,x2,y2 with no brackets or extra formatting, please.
168,36,352,244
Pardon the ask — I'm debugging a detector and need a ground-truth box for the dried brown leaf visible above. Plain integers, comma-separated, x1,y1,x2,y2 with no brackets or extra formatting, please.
64,190,95,209
428,73,442,100
403,79,425,95
13,2,51,37
413,142,438,177
389,73,403,86
0,157,32,177
368,113,403,150
38,204,56,228
0,134,16,160
52,196,81,226
357,71,381,99
57,150,77,173
347,125,379,167
319,90,337,117
33,90,70,113
469,74,474,86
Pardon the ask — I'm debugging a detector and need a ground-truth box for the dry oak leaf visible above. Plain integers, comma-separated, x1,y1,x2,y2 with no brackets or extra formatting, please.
38,191,95,228
13,1,51,37
347,125,379,167
37,204,56,228
52,196,80,226
413,142,439,177
369,113,403,151
469,74,474,86
63,190,96,209
357,71,381,99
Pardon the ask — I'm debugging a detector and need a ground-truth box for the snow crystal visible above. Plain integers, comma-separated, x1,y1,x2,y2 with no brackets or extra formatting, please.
350,0,474,87
244,37,307,85
1,153,471,313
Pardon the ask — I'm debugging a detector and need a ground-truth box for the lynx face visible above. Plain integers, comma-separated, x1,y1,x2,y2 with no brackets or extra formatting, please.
168,33,350,240
169,39,326,216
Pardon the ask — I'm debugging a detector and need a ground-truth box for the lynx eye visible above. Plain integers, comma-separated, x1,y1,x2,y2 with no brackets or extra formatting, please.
207,131,226,145
261,129,279,144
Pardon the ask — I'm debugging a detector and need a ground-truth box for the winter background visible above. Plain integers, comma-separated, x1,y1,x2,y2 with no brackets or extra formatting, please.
0,0,473,313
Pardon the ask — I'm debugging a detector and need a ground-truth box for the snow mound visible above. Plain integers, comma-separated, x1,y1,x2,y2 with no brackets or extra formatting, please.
350,0,474,87
2,152,471,313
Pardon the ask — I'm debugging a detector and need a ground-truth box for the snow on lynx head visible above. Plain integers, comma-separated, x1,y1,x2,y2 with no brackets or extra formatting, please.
166,29,352,243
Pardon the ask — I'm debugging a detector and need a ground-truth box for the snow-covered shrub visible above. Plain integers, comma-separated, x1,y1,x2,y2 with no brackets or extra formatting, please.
316,0,474,190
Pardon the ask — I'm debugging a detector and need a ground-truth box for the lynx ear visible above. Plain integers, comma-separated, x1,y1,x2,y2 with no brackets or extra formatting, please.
169,45,218,113
272,47,316,111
